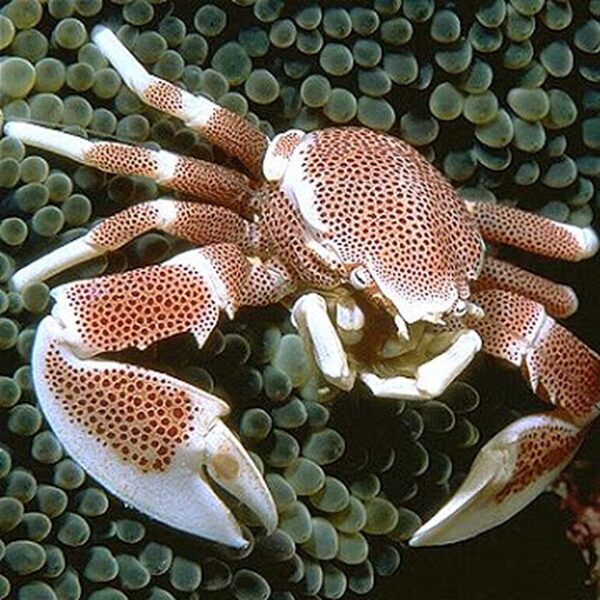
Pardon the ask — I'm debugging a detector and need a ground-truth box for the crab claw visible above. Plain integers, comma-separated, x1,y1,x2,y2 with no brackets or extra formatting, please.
33,316,277,548
410,412,586,546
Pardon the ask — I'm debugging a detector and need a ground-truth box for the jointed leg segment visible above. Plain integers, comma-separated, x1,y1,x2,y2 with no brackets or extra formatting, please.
91,25,268,177
3,122,256,217
466,200,599,261
468,289,599,426
11,200,256,291
51,243,294,357
474,256,579,319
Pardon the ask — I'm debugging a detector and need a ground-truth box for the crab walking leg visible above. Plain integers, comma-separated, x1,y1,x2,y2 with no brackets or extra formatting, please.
49,244,294,357
468,290,600,424
291,293,355,391
91,25,268,177
3,122,254,216
32,316,275,548
11,201,254,291
360,330,482,400
411,289,599,546
473,256,579,319
465,201,599,261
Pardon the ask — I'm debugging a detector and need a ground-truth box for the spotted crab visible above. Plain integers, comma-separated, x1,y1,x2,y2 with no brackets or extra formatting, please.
4,26,599,549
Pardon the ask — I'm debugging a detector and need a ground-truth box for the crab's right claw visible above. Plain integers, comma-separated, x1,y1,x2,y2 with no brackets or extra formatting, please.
410,412,586,546
33,316,277,548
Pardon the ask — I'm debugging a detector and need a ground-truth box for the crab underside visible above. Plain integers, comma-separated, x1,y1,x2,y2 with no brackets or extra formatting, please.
3,26,599,549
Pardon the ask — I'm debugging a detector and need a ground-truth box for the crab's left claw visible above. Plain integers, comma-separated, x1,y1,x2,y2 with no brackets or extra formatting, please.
33,316,277,548
411,289,600,546
410,412,586,546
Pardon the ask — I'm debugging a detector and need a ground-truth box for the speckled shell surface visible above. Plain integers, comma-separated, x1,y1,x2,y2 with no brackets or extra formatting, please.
270,127,485,322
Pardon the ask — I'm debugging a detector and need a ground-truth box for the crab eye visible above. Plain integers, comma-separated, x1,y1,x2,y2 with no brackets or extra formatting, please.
452,300,468,318
350,266,370,290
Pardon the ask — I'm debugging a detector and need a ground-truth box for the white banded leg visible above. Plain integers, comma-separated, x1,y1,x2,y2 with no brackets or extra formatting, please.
91,25,268,177
10,200,252,291
3,122,253,214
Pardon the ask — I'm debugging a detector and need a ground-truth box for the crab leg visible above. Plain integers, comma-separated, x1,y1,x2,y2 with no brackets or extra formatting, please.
3,122,255,216
474,256,579,318
465,201,599,261
10,201,254,291
33,316,275,548
91,25,268,177
47,244,293,357
411,289,599,546
465,290,600,424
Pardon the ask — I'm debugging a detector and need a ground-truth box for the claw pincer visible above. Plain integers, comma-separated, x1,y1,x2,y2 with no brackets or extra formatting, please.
33,313,276,548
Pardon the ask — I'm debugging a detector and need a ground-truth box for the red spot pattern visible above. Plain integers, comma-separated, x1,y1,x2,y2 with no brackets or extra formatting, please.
468,289,600,424
243,259,294,307
87,201,252,252
86,144,159,179
527,321,600,424
469,202,588,261
63,264,219,353
495,423,585,503
144,80,185,116
261,188,344,289
167,203,252,251
143,80,267,177
206,108,268,178
195,243,254,311
85,143,254,214
273,131,303,160
474,256,578,319
467,289,546,366
45,342,197,472
292,128,484,310
89,202,161,250
171,158,254,211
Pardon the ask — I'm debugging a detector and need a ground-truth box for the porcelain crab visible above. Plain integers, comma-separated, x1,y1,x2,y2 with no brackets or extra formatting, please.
4,25,599,548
